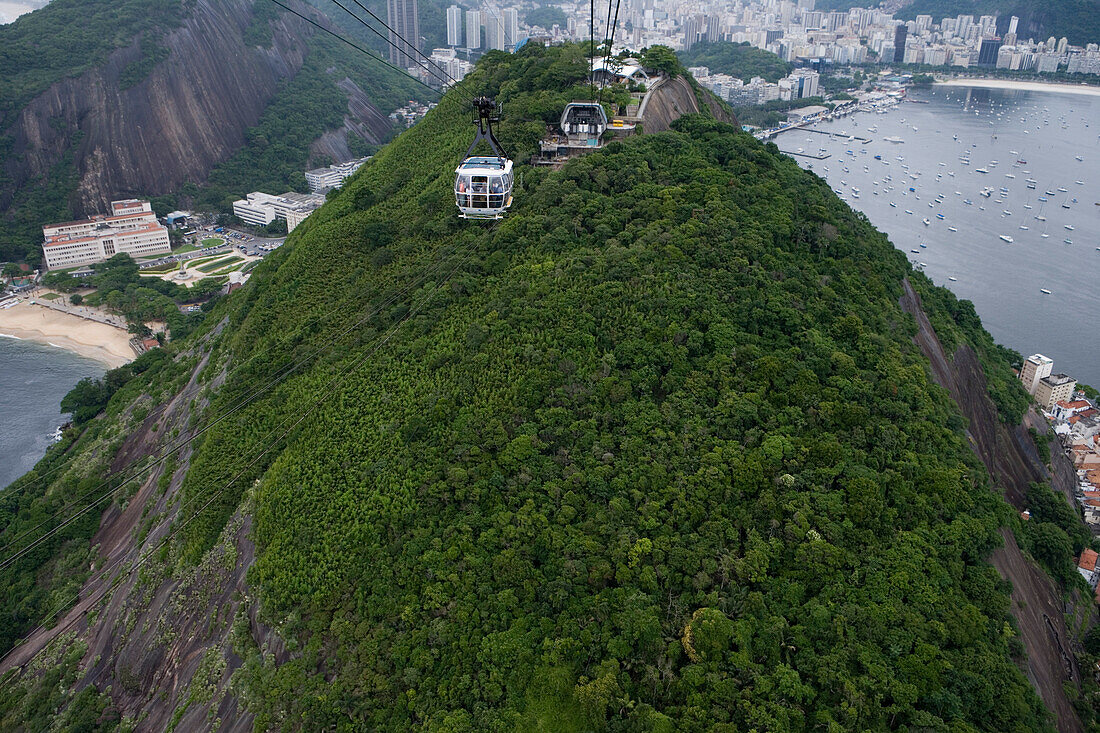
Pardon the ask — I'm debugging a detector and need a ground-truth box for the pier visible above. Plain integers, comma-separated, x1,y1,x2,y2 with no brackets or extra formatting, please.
802,129,872,144
779,149,831,159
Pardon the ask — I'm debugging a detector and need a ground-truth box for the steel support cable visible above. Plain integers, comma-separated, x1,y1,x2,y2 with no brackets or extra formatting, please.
599,0,623,107
2,0,483,565
0,234,481,673
326,0,468,95
597,0,613,105
0,236,475,571
590,0,595,99
342,0,466,90
267,0,445,98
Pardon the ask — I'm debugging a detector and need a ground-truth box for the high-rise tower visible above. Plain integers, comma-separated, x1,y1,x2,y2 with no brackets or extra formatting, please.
387,0,420,67
447,5,463,47
466,9,481,49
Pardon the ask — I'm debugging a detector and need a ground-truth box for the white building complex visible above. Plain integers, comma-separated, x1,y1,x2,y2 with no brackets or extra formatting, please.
1019,353,1077,411
42,199,170,270
304,157,371,194
232,191,326,231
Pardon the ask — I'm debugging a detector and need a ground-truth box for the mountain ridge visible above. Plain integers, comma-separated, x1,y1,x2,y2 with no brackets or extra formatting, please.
0,0,425,262
0,42,1092,731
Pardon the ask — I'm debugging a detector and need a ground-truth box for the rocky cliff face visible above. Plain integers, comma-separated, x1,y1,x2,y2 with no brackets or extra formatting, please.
640,74,738,133
2,0,390,217
900,277,1089,733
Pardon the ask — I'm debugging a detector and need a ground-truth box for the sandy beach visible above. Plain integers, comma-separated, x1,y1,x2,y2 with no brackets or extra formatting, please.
0,300,134,368
936,78,1100,97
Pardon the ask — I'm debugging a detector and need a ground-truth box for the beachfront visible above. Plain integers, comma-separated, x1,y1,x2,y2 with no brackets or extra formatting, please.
0,299,134,368
936,78,1100,97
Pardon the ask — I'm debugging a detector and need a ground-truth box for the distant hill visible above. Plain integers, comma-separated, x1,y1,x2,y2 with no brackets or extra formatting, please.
0,0,431,264
895,0,1100,46
2,41,1087,732
809,0,1100,46
678,41,793,82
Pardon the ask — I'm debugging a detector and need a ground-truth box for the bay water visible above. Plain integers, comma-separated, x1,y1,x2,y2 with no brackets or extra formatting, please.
788,83,1100,388
0,336,104,490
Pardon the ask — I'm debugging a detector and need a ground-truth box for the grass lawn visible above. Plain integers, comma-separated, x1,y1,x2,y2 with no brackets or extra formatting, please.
40,292,60,300
197,256,242,273
201,237,224,247
172,243,200,254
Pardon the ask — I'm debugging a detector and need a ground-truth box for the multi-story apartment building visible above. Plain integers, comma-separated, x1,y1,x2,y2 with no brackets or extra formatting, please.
1036,373,1077,411
466,10,481,49
42,199,170,269
386,0,419,67
446,5,463,46
1020,353,1054,394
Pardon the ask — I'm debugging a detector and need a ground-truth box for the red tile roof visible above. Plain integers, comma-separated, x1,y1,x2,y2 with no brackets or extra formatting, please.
1080,549,1099,572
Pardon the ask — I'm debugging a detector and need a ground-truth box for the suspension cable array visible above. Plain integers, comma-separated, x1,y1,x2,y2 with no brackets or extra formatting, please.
0,226,489,670
331,0,471,95
0,0,510,575
594,0,623,107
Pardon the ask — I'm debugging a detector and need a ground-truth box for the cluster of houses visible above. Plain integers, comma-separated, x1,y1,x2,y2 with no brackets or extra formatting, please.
1021,354,1100,599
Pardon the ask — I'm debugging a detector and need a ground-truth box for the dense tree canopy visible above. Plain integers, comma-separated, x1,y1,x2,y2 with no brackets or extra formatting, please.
0,43,1057,731
678,41,793,83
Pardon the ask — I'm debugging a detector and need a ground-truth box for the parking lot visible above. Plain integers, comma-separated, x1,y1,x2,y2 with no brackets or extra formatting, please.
138,227,285,270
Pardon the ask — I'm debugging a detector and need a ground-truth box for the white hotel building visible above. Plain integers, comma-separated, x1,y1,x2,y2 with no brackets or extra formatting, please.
304,157,370,194
232,191,325,231
42,199,171,270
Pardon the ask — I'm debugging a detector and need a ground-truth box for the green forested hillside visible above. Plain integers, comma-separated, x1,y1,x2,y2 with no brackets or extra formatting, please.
0,0,181,128
679,41,793,82
0,43,1066,731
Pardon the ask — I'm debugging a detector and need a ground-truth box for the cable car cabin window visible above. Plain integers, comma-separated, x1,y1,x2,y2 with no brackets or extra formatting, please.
488,176,505,207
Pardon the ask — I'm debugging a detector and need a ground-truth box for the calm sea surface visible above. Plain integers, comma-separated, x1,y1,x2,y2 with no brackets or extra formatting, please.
786,84,1100,388
0,336,104,490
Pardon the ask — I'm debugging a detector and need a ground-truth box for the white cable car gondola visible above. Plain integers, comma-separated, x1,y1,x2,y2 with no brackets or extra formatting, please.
455,97,513,220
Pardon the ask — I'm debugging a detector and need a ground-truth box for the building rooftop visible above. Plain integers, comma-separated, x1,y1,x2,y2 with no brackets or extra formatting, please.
786,105,829,120
1041,373,1076,387
1079,548,1098,572
1026,353,1054,364
43,222,164,247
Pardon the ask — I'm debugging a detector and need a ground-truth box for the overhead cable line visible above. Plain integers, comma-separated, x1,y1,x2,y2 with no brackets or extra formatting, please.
325,0,470,95
2,0,486,570
598,0,623,107
342,0,464,87
0,237,476,572
267,0,446,98
2,0,479,554
0,229,484,673
589,0,595,99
